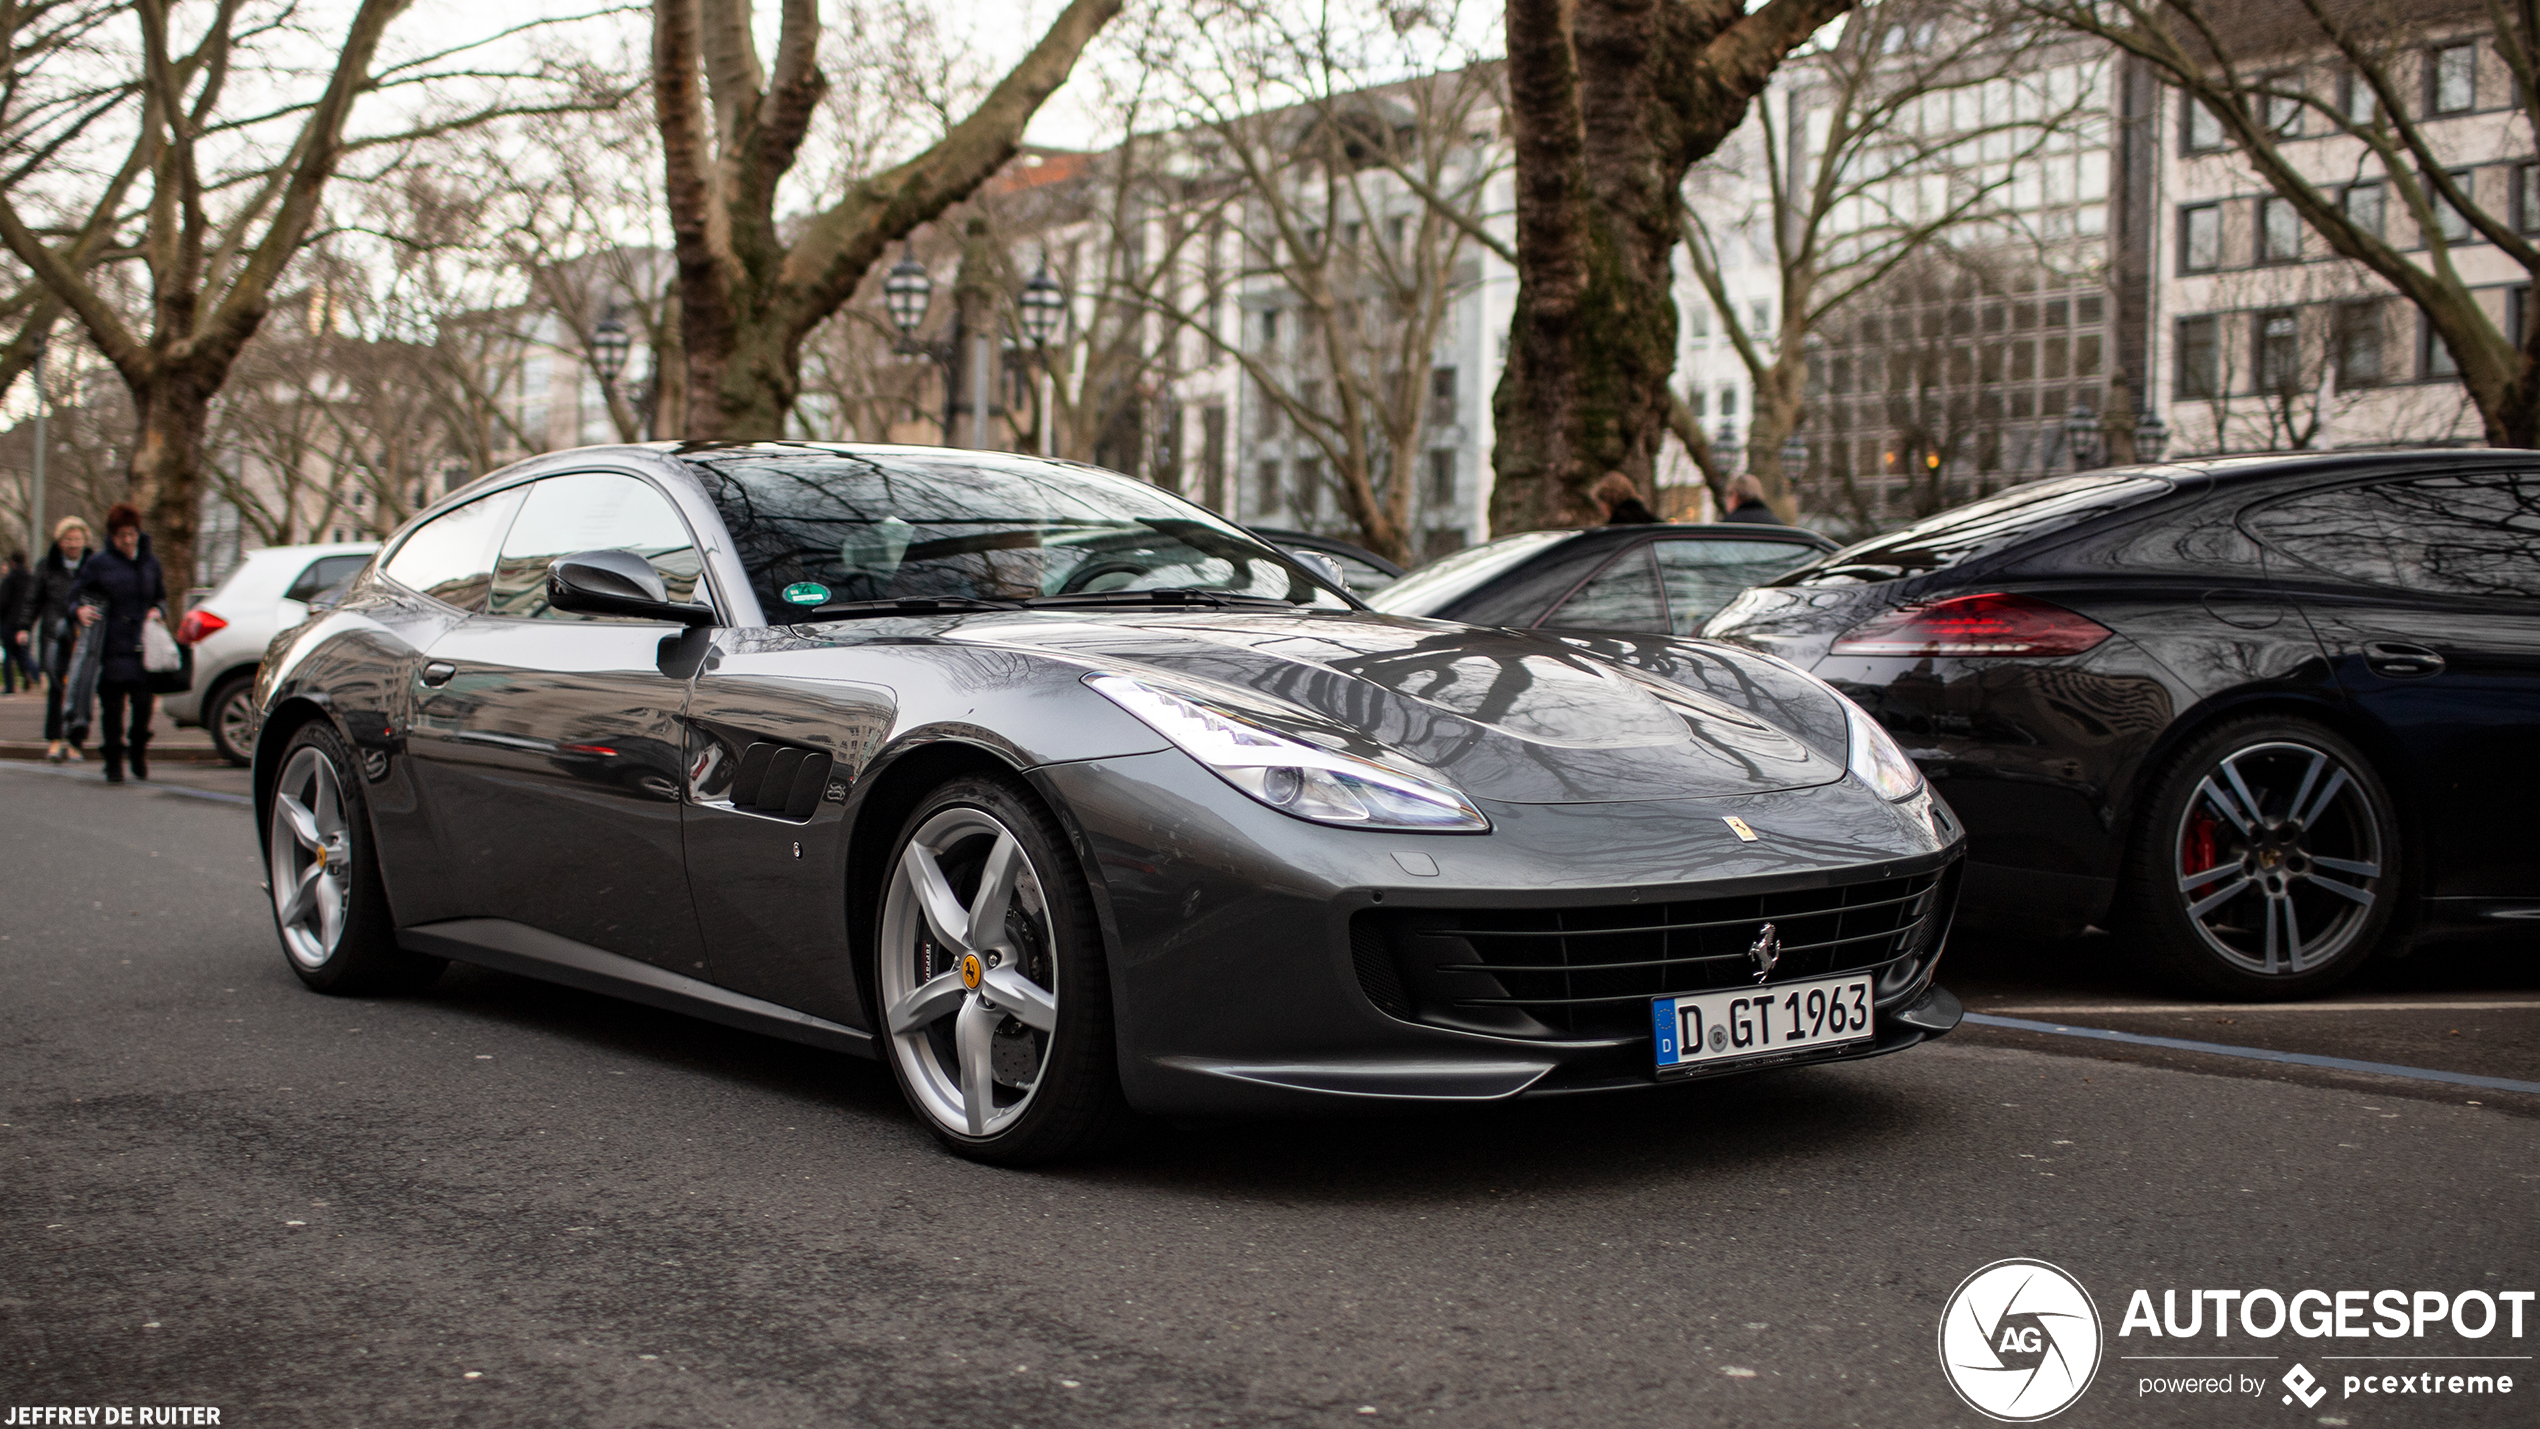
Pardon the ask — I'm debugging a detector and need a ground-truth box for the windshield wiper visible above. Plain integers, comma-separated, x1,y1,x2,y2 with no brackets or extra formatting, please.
789,595,1026,622
1022,589,1299,609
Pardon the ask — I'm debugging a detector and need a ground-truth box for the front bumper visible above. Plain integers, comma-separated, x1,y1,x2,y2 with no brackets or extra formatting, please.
1034,749,1967,1117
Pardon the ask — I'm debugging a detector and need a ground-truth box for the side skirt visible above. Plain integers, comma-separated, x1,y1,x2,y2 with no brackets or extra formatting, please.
398,918,877,1059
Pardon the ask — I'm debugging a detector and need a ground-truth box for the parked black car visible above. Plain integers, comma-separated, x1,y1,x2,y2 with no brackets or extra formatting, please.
1365,523,1836,634
254,443,1966,1163
1253,527,1405,597
1704,452,2540,998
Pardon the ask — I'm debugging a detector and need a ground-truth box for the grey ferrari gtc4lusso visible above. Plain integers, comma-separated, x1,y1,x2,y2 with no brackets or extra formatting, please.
253,443,1967,1163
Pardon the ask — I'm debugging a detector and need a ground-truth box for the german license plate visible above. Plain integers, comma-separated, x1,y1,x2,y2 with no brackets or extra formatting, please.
1652,974,1874,1072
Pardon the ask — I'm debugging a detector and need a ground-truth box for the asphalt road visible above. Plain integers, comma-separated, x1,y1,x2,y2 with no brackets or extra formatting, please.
3,761,2534,1429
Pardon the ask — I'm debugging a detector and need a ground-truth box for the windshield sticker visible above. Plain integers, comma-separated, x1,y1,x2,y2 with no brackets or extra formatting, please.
781,582,831,606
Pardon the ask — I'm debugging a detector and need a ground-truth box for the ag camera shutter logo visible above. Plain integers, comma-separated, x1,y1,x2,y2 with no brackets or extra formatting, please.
1938,1258,2104,1421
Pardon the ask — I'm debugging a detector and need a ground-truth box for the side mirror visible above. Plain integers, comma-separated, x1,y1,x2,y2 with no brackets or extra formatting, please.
548,550,716,627
1289,550,1349,592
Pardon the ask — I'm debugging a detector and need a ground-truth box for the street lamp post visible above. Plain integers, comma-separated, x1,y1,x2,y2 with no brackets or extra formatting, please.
590,310,631,439
883,233,1058,452
27,332,46,552
1018,262,1065,457
1779,432,1807,477
2064,404,2103,470
1713,423,1744,476
2134,408,2169,463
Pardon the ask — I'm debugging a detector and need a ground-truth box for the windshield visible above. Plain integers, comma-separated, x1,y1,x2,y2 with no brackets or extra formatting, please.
681,447,1352,618
1364,531,1570,615
1779,474,2170,586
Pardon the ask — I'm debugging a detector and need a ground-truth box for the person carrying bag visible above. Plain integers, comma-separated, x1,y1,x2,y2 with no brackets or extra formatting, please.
66,504,168,783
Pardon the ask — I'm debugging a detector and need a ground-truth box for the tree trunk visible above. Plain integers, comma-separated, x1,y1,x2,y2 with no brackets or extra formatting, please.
1492,0,1853,533
125,370,216,593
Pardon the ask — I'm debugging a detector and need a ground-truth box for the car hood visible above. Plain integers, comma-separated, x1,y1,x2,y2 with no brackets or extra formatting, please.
939,608,1852,804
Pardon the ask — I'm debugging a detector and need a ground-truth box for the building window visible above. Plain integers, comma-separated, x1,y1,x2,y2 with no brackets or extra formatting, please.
2333,302,2384,387
2254,309,2301,393
1261,309,1280,349
1688,386,1709,418
2338,68,2378,125
2177,315,2221,398
2180,203,2223,272
1427,448,1456,505
2184,95,2226,151
2261,76,2303,137
2520,164,2540,231
1689,304,1711,344
1256,459,1283,515
2343,181,2386,238
2421,316,2458,378
2259,197,2303,262
1429,365,1457,423
1748,300,1773,337
2428,42,2476,115
2430,169,2476,244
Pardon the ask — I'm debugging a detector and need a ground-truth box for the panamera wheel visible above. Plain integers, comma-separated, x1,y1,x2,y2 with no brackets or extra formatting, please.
2126,717,2397,999
876,776,1130,1163
265,721,440,994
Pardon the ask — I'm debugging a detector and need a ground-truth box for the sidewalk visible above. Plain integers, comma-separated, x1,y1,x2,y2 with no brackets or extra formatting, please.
0,679,223,763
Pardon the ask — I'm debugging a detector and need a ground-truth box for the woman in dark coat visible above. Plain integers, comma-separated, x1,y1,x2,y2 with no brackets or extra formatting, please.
68,504,166,783
27,516,92,762
0,550,31,695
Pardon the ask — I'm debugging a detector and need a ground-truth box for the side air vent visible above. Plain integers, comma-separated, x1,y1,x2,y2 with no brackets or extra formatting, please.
727,741,834,821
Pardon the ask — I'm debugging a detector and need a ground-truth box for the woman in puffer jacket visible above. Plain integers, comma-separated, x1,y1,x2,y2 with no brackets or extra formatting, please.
67,504,167,783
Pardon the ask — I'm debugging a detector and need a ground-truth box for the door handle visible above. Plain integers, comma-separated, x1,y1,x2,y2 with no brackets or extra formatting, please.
420,660,457,688
2363,642,2444,679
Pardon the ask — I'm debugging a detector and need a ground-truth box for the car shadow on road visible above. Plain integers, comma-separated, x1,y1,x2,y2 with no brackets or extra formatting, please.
408,962,1951,1199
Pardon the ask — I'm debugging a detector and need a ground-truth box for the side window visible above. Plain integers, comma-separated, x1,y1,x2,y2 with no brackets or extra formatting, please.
2248,473,2540,600
1652,538,1823,635
380,489,527,613
284,554,370,603
489,471,703,620
1539,546,1668,633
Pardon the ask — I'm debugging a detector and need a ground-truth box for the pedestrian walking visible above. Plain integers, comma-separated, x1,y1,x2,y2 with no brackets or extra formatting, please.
28,516,92,762
68,504,168,783
1718,472,1785,524
0,551,32,694
1590,471,1660,525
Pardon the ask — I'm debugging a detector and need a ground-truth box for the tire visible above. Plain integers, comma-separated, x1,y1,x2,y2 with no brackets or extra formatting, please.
2120,715,2399,999
265,719,443,995
874,774,1133,1164
206,672,257,766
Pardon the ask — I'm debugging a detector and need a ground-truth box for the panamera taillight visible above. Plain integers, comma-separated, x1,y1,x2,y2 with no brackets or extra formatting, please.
1828,591,2111,658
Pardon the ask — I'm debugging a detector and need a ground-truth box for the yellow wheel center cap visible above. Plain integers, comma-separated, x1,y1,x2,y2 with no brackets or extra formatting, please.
959,953,983,990
2259,848,2282,869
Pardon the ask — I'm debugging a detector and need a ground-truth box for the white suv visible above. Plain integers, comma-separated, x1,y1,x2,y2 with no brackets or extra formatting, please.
171,543,377,764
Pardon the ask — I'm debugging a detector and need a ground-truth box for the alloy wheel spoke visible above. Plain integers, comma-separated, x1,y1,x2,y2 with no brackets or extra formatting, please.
2178,862,2239,892
980,965,1058,1033
954,995,997,1136
965,833,1024,953
275,792,323,853
313,872,344,947
886,969,970,1034
2218,757,2270,833
2292,768,2351,835
2283,751,2327,831
280,861,324,927
900,843,974,953
2310,854,2379,878
2262,893,2283,975
2277,892,2306,972
312,767,344,841
2301,871,2375,907
2186,874,2252,919
2194,775,2256,833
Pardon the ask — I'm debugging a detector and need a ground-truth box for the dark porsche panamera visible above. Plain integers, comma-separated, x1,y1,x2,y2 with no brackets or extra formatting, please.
253,443,1964,1162
1704,450,2540,999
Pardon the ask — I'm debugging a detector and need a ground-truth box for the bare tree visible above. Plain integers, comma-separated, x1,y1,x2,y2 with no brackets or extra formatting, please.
1678,0,2099,514
2027,0,2540,445
649,0,1121,439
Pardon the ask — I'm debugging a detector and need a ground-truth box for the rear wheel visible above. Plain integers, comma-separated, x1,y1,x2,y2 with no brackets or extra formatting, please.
265,720,441,994
2122,716,2397,999
874,775,1131,1164
206,672,256,766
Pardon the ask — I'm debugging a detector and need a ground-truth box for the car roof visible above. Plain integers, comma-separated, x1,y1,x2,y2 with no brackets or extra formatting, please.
1251,527,1405,576
2117,447,2536,489
1507,522,1838,550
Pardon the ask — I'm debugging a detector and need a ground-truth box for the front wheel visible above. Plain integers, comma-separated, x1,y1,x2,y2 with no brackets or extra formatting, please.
2121,717,2398,999
874,775,1132,1164
265,720,441,994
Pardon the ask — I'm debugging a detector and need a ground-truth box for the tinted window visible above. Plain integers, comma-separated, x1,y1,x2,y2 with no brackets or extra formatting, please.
2248,471,2540,600
685,449,1348,617
284,554,370,603
1541,547,1667,632
1364,531,1569,615
1784,474,2170,585
380,490,527,612
1651,537,1821,634
490,472,704,620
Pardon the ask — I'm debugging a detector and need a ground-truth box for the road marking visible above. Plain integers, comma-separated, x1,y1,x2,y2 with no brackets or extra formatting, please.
1960,1013,2540,1095
1972,1001,2540,1014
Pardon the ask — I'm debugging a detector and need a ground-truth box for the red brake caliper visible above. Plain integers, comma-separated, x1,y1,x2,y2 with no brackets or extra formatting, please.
2183,811,2218,878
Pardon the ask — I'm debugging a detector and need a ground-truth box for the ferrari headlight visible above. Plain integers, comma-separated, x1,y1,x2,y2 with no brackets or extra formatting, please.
1843,698,1925,802
1085,673,1488,832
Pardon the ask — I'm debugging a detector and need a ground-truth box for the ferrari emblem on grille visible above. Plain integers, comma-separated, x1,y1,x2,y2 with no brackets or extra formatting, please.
1722,816,1759,842
1748,923,1781,984
959,952,984,990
